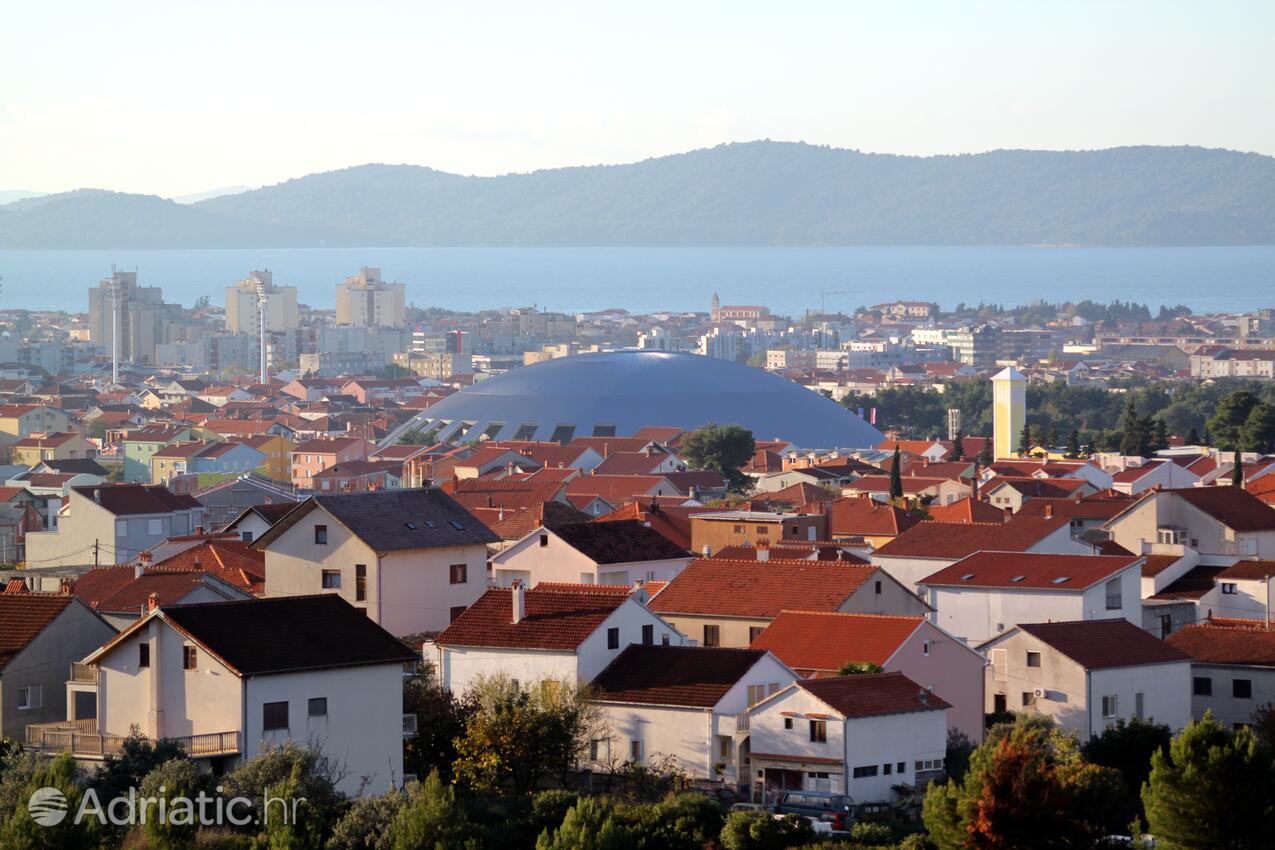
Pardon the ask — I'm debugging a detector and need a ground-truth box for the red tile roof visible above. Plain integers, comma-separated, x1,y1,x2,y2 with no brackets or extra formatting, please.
435,585,633,650
921,551,1141,590
593,451,676,476
651,558,878,618
1012,620,1189,669
1163,487,1275,532
1141,554,1187,578
149,541,265,593
1016,498,1130,521
828,498,922,538
1149,566,1226,601
0,595,75,668
1167,623,1275,666
756,482,839,510
1218,560,1275,581
593,501,693,550
873,514,1071,559
798,671,950,718
750,611,924,671
926,497,1007,525
566,474,681,503
591,645,770,707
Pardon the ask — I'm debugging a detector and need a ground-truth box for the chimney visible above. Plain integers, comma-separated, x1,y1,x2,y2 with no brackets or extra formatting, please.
147,592,160,612
918,688,929,705
1044,503,1053,519
757,545,770,562
59,578,73,596
631,578,648,604
1003,506,1012,524
511,579,525,624
702,544,711,558
93,488,101,503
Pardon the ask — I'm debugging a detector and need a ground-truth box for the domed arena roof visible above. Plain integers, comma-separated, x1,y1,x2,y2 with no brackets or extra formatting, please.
384,351,883,449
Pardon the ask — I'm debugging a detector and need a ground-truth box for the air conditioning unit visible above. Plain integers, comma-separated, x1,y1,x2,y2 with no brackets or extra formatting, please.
1033,688,1047,700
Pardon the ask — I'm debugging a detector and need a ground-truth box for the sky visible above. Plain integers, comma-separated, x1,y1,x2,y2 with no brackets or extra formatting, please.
2,1,1272,197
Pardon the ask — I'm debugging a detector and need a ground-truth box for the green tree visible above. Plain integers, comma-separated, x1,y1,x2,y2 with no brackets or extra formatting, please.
536,797,631,850
1066,428,1082,458
922,718,1125,850
139,757,208,850
888,446,903,501
1151,418,1170,452
404,661,475,783
718,810,814,850
91,727,186,818
949,429,964,461
1119,398,1151,456
1081,716,1171,820
452,675,601,795
1046,425,1061,449
1186,426,1201,445
1142,714,1275,850
0,752,100,850
615,793,723,850
388,771,477,850
328,790,405,850
978,437,993,466
835,660,884,676
1234,449,1244,488
222,741,342,840
1017,422,1032,455
679,423,756,492
1241,402,1275,453
1206,390,1261,451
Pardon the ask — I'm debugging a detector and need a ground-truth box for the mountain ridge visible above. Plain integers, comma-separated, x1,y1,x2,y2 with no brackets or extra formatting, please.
3,141,1273,248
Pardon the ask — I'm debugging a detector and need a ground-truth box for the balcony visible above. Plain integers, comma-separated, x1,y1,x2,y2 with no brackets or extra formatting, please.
69,662,98,684
26,721,240,759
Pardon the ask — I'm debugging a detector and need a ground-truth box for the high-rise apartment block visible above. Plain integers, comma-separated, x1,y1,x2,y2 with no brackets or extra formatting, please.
335,266,405,327
224,269,299,333
87,270,168,365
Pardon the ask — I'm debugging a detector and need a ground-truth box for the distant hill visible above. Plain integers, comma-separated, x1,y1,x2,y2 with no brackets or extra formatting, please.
0,190,45,206
171,185,254,204
3,142,1274,248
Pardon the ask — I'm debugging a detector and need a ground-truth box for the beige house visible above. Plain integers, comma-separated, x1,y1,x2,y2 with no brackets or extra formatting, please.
1102,487,1275,561
489,520,692,588
256,488,499,635
979,619,1192,740
651,557,928,649
11,432,96,467
0,405,72,455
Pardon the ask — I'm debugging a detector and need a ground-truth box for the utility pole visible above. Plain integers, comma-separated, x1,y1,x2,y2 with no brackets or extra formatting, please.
107,267,121,386
256,275,268,384
93,538,100,567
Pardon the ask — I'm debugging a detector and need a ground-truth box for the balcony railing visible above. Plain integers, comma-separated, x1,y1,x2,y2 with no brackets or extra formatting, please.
26,722,240,759
69,662,98,684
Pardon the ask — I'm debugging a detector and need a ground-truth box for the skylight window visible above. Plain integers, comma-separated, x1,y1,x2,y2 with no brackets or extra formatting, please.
405,522,417,530
1011,576,1026,583
961,573,975,581
449,520,465,531
1051,576,1071,584
424,520,437,530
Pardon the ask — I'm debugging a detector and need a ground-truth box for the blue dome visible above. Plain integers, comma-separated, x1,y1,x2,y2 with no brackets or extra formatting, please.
385,351,883,449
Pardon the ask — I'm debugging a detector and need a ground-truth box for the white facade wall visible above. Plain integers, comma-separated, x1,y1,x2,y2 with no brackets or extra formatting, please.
243,663,405,796
1087,664,1192,738
1213,577,1274,620
1187,663,1275,727
490,529,690,587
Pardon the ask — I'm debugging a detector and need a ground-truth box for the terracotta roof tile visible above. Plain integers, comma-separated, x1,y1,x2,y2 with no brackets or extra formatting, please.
1167,623,1275,666
652,558,878,618
926,497,1007,525
798,671,950,718
435,585,631,650
591,645,769,707
828,498,922,538
1218,560,1275,581
1012,620,1190,669
1150,565,1226,600
1142,554,1187,577
1164,486,1275,532
874,514,1071,559
750,611,924,671
0,595,74,668
921,551,1141,590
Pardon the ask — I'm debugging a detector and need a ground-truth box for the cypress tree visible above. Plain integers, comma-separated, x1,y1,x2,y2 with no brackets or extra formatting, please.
889,446,903,501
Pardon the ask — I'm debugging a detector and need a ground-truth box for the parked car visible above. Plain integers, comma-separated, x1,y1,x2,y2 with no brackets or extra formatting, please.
774,790,856,831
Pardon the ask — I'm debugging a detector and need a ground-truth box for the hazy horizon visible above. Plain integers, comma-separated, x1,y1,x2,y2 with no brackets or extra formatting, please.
3,1,1272,197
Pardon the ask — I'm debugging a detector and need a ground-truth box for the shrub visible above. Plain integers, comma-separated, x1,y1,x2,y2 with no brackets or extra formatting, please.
327,790,405,850
719,810,815,850
849,820,897,845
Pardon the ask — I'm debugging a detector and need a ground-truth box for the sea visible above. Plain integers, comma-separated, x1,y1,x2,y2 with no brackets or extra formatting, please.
0,246,1272,316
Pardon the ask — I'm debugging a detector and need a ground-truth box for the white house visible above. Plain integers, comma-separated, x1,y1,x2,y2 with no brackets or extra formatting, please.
26,595,416,796
489,520,691,587
1167,623,1275,727
587,645,798,788
1212,560,1275,621
978,619,1192,740
222,503,299,543
426,582,690,695
871,514,1092,596
918,551,1144,645
256,488,500,635
746,672,949,804
751,611,986,740
1109,460,1201,496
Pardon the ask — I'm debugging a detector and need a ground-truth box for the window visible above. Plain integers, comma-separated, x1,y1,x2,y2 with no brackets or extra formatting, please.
263,701,289,731
747,684,770,706
1101,695,1118,718
321,570,342,589
641,625,653,645
1026,651,1041,668
241,531,254,542
16,685,42,710
915,758,944,771
852,765,878,778
630,740,643,761
897,762,906,773
922,640,931,656
1104,578,1122,611
449,606,467,622
1234,679,1253,699
809,720,827,743
755,526,769,535
138,643,150,668
355,564,366,601
784,717,794,730
308,697,328,717
661,633,670,646
749,626,765,643
719,736,732,758
703,625,720,647
1193,676,1213,696
1022,691,1036,707
1135,692,1144,719
539,533,549,547
874,580,882,595
148,519,163,535
607,627,620,650
883,762,893,775
314,525,328,544
449,563,467,584
183,646,197,671
1221,583,1238,595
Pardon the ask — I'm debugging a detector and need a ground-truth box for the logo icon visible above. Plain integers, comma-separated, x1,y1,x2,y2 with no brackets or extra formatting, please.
28,787,68,826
